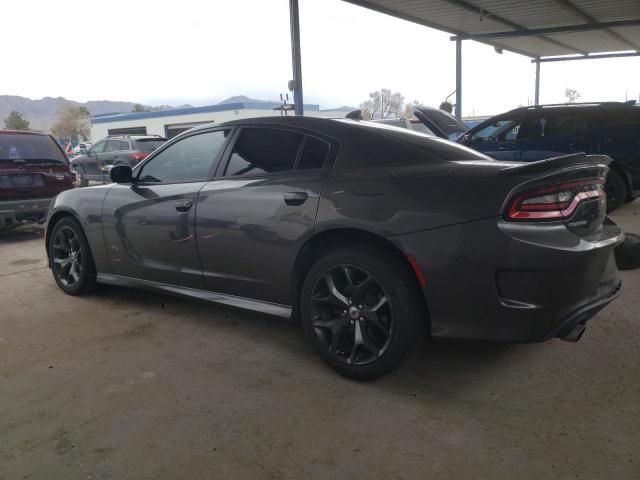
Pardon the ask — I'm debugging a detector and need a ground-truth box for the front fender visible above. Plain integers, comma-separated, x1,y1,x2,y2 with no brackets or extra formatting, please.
45,186,113,273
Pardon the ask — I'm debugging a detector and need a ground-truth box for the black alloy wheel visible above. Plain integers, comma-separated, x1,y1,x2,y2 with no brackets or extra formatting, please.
310,264,394,366
50,218,96,295
301,246,422,380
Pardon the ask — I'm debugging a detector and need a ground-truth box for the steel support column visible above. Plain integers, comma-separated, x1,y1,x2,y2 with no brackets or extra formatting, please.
289,0,304,116
534,59,540,105
455,38,462,119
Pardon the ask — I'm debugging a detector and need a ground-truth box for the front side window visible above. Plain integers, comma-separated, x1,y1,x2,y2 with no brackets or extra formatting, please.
225,128,303,177
90,141,106,154
471,116,521,142
137,130,229,183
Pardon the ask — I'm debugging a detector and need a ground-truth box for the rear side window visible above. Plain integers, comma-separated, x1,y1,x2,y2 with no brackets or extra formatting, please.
119,140,130,151
104,140,123,152
225,128,303,176
0,134,66,165
298,137,329,170
135,139,167,152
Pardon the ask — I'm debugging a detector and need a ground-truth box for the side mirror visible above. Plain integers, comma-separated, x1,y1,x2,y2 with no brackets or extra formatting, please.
110,165,133,183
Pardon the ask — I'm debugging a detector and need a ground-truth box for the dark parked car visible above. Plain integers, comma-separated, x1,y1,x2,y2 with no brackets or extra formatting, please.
455,102,640,212
0,130,74,229
71,135,166,186
45,117,623,379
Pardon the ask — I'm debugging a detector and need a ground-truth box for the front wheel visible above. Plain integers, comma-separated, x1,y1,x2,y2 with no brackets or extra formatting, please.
49,217,97,295
300,246,424,380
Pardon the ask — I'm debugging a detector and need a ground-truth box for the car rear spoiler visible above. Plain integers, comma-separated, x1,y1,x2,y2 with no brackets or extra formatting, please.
498,153,611,176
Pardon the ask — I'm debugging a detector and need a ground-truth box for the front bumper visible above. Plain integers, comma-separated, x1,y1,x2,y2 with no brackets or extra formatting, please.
0,197,53,228
393,217,624,342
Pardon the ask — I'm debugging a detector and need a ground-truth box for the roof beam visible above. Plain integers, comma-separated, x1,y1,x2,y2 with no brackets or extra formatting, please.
451,19,640,40
439,0,589,55
534,51,640,63
553,0,640,52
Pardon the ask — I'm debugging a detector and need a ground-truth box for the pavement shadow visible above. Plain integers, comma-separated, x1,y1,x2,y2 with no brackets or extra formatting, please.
84,283,523,391
0,225,45,244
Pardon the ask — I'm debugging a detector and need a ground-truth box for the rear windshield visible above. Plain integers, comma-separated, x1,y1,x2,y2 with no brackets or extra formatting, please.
0,134,67,165
135,139,167,152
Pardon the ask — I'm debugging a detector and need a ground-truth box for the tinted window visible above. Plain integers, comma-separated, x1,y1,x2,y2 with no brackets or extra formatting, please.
0,134,67,165
298,137,329,170
135,139,167,152
119,140,130,151
519,110,591,140
104,140,122,152
137,130,228,183
225,128,303,176
90,141,106,154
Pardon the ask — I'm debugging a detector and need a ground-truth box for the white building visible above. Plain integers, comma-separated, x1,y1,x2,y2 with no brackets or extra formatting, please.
90,101,353,141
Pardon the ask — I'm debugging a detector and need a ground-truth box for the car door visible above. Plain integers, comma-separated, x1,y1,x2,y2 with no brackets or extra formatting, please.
101,129,231,289
83,140,106,176
196,126,335,305
516,109,592,161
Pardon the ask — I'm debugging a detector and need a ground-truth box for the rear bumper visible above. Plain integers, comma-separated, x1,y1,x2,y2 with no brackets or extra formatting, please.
393,217,624,343
0,197,54,228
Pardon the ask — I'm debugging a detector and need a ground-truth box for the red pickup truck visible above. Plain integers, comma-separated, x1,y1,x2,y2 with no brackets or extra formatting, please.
0,130,74,229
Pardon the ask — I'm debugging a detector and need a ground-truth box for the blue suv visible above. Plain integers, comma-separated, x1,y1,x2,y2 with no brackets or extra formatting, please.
455,102,640,212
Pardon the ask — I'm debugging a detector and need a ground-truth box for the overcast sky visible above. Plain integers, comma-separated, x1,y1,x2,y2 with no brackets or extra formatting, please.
3,0,639,116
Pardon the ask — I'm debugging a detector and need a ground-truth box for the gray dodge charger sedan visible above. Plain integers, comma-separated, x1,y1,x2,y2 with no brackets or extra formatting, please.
45,116,623,379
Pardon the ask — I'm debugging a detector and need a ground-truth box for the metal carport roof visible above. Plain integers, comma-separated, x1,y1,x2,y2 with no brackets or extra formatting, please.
341,1,640,58
287,1,640,118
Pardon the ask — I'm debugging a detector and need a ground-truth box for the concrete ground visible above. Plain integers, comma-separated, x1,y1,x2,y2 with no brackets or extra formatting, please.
1,204,638,480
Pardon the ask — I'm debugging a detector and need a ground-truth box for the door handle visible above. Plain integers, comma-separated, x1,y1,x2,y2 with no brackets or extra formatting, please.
175,200,193,212
498,145,513,151
284,191,308,206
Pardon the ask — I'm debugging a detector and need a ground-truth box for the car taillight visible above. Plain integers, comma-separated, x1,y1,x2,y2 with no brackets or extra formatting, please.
129,152,149,162
507,179,605,221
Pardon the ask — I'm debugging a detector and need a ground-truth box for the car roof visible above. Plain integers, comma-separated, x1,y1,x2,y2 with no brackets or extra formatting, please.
0,129,50,136
105,135,166,140
505,101,637,115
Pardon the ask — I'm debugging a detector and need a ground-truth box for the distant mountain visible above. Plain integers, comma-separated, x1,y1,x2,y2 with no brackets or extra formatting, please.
0,95,184,132
218,95,278,105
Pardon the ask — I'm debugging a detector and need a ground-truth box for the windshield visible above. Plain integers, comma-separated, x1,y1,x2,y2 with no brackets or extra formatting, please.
135,139,167,152
0,133,67,164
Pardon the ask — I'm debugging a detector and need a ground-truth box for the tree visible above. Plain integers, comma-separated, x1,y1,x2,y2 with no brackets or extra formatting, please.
132,103,153,112
51,104,91,141
4,111,30,130
360,89,409,120
564,88,581,103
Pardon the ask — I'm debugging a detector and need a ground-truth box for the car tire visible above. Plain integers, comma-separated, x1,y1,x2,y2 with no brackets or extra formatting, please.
605,170,627,213
49,217,97,295
76,167,89,187
615,233,640,270
300,246,424,380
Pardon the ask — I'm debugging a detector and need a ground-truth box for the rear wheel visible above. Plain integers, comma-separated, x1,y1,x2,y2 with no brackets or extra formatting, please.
49,217,97,295
605,170,627,213
300,246,423,380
